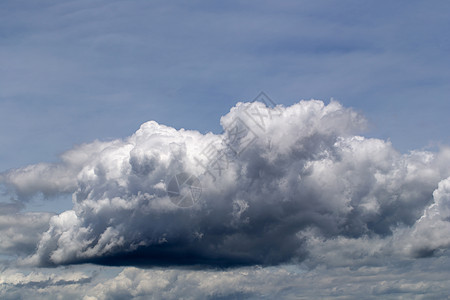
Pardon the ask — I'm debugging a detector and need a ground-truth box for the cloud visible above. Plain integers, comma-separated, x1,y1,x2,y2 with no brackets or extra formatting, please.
0,140,118,200
0,269,92,288
5,263,450,300
0,268,93,300
83,262,450,300
400,176,450,258
1,100,450,268
0,211,54,256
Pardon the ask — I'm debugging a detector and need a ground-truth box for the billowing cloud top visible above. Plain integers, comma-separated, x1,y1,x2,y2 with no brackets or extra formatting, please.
1,100,450,268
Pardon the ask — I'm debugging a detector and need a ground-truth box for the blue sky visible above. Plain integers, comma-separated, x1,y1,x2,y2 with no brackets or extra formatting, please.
1,1,450,299
1,0,449,173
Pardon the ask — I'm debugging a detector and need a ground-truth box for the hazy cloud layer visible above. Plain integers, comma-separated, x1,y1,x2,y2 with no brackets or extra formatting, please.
3,262,450,300
1,100,450,269
0,268,93,300
0,210,53,256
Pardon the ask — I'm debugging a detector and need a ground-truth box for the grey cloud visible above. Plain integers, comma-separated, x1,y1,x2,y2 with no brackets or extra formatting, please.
0,140,119,200
4,261,450,300
88,262,450,300
1,100,450,268
0,211,54,256
0,268,93,300
0,201,24,214
399,176,450,258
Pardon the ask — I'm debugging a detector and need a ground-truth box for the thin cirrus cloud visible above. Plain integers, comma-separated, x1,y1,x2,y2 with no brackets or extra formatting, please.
1,99,450,268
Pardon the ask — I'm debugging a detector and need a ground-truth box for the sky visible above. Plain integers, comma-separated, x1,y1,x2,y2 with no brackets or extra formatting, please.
1,0,450,299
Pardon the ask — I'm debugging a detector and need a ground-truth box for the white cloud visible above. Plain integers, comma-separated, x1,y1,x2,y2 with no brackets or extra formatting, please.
0,267,93,300
399,176,450,258
1,100,450,271
5,262,450,300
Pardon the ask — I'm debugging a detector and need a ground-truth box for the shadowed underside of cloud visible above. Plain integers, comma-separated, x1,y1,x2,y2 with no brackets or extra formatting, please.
1,100,450,268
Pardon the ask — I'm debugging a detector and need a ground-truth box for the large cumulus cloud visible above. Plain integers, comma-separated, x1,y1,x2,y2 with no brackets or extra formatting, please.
1,100,450,267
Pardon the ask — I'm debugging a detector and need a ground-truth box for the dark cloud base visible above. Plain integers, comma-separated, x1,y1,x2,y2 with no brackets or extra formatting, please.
82,246,262,269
